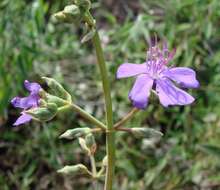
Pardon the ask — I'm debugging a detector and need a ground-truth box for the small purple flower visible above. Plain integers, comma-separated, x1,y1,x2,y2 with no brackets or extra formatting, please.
116,41,199,109
11,80,42,126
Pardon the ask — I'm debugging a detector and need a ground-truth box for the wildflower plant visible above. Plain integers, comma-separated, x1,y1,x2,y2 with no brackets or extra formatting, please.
11,0,199,189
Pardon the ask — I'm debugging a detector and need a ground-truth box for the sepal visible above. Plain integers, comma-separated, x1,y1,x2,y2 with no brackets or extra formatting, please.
25,103,57,122
85,133,97,155
45,93,67,107
42,77,72,103
60,127,91,139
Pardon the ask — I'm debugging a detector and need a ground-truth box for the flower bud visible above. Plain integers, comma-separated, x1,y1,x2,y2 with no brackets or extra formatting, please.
25,103,57,122
53,12,67,22
45,93,67,107
85,133,97,155
60,128,91,140
78,137,90,155
53,5,81,24
57,164,91,176
42,77,72,103
63,5,80,16
131,128,163,139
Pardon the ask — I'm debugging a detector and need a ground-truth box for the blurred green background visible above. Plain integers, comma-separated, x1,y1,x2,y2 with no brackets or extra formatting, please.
1,0,220,189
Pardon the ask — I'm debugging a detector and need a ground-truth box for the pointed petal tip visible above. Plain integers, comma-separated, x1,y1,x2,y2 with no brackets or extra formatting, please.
13,114,32,126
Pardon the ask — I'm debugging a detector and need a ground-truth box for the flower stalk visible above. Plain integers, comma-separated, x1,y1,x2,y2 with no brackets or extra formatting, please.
70,103,106,130
84,12,115,190
92,31,115,190
114,108,139,129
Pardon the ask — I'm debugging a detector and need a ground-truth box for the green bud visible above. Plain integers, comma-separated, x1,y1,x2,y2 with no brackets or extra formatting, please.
45,93,67,107
63,5,80,16
60,127,91,139
57,164,91,176
53,5,81,24
42,77,72,103
131,128,163,139
78,137,90,155
85,133,97,155
53,11,67,22
25,103,57,122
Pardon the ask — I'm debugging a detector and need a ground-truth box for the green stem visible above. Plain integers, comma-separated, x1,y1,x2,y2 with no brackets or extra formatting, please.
84,13,115,190
64,104,106,130
90,155,98,189
92,31,115,190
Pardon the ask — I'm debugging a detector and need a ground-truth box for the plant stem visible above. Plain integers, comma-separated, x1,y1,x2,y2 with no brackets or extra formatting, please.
114,108,139,129
90,155,98,189
70,104,106,130
115,127,132,133
92,31,115,190
84,13,115,190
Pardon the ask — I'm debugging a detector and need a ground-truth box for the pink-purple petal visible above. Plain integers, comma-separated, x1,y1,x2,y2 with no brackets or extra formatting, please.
116,63,147,79
129,74,153,109
11,95,39,110
13,113,32,126
156,78,195,107
162,67,199,88
24,80,41,94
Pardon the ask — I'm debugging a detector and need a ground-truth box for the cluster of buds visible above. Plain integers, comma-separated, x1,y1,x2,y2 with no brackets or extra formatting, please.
59,127,108,178
53,0,91,24
60,127,97,156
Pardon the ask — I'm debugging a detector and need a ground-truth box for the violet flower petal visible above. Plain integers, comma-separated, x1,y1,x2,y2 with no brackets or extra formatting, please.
24,80,41,94
116,63,147,79
156,78,195,107
129,74,153,109
11,95,39,109
13,113,32,126
162,67,199,88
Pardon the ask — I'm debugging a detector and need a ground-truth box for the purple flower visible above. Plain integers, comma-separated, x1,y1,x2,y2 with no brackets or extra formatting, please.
11,80,42,126
116,41,199,109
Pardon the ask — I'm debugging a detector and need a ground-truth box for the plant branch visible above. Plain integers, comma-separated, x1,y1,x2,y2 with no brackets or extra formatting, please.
114,108,139,129
70,103,106,130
